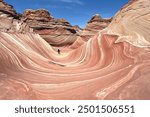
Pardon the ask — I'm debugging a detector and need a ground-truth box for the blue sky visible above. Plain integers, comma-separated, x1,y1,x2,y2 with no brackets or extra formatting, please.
5,0,129,28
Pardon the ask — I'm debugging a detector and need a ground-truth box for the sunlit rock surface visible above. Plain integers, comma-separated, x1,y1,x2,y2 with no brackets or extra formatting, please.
106,0,150,47
0,0,150,100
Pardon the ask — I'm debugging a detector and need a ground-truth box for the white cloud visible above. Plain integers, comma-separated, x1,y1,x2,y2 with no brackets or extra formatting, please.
60,0,84,5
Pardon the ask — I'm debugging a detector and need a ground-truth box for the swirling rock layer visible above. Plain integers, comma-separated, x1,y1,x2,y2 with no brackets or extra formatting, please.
107,0,150,47
0,0,150,100
22,9,81,46
0,31,150,100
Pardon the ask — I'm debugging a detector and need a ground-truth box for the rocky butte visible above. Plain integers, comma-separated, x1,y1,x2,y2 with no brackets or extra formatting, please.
0,0,31,32
22,9,82,46
70,14,112,49
0,0,150,100
83,14,112,36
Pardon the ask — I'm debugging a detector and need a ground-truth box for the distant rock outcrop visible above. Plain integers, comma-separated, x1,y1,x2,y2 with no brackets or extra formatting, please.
22,9,53,22
0,0,19,18
82,14,112,36
22,9,82,46
0,0,31,32
71,14,112,48
88,14,112,28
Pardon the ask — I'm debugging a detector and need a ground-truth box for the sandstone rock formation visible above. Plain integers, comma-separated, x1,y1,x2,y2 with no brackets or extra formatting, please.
0,0,31,32
0,0,150,100
87,14,112,30
22,9,81,46
82,14,112,38
106,0,150,47
70,14,112,49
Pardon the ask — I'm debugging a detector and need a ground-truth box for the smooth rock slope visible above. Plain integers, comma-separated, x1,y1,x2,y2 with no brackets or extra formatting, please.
0,0,150,100
106,0,150,47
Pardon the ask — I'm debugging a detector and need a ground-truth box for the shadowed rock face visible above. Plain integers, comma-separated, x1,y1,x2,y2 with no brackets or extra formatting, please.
22,9,82,46
0,0,31,32
0,0,150,100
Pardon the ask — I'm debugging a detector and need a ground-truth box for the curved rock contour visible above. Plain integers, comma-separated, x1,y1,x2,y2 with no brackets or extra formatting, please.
0,0,150,100
106,0,150,47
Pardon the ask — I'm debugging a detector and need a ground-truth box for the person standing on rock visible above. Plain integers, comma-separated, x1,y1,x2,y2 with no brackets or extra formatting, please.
58,49,60,54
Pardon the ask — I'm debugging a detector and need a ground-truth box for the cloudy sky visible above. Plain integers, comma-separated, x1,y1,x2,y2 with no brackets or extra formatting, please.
5,0,129,28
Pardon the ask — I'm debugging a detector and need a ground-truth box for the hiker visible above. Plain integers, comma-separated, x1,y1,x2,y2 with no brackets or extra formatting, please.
57,49,60,54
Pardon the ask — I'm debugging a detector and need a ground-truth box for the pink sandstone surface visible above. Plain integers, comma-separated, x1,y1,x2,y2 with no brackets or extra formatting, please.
0,0,150,100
